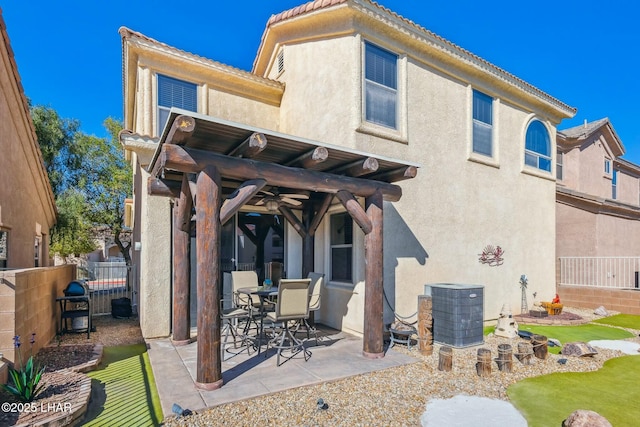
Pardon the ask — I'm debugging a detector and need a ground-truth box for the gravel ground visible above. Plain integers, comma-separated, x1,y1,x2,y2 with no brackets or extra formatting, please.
162,307,640,427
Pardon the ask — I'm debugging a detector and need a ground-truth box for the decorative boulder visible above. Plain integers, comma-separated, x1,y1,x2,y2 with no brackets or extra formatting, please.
594,306,609,316
563,409,612,427
561,342,598,357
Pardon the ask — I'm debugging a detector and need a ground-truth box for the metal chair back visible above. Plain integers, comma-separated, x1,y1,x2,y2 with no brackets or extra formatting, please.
275,279,312,321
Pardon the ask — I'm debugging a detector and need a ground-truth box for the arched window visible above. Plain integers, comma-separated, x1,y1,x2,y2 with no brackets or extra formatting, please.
525,120,551,172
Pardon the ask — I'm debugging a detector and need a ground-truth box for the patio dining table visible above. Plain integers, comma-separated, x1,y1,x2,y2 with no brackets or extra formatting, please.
237,286,278,354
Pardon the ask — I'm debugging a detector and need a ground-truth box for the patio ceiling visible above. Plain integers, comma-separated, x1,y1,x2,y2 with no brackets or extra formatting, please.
147,109,420,206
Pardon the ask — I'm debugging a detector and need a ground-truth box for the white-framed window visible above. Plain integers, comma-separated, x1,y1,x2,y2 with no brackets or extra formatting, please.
604,158,611,175
612,169,618,200
330,212,353,283
472,90,493,157
556,151,563,180
157,74,198,136
0,230,7,269
524,120,551,172
364,42,398,129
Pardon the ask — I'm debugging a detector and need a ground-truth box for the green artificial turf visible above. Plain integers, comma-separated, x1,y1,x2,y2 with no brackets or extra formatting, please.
517,324,633,354
592,314,640,330
508,355,640,427
83,344,163,426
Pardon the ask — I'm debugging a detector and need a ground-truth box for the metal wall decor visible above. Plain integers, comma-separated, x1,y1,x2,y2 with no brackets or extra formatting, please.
478,244,504,266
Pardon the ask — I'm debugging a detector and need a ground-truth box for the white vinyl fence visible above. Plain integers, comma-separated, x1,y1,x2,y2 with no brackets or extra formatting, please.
559,257,640,289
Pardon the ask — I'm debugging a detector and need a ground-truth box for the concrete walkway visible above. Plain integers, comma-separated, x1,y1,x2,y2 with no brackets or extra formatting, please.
147,327,419,418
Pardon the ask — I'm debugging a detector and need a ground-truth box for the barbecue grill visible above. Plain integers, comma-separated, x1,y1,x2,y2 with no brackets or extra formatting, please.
57,280,92,338
64,280,89,297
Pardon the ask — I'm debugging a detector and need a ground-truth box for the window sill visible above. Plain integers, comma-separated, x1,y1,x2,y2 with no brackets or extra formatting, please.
356,123,407,144
521,166,555,182
467,153,500,169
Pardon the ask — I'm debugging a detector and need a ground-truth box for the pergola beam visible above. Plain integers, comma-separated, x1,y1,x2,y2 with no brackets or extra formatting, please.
279,205,307,239
363,190,384,358
331,157,379,177
157,144,403,201
336,190,372,234
226,132,267,158
284,146,329,168
220,179,267,225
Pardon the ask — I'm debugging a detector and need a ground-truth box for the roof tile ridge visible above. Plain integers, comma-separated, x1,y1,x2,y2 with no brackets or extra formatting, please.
120,26,284,88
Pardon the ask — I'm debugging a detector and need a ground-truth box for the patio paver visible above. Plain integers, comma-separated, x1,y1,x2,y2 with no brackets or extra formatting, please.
147,326,419,418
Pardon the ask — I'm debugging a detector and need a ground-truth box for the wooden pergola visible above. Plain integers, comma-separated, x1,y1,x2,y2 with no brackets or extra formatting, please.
147,110,418,390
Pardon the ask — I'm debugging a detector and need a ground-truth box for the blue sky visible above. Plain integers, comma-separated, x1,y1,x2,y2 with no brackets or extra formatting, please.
3,1,639,162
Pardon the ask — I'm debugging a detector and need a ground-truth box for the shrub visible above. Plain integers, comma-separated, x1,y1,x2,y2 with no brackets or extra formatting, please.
1,334,46,402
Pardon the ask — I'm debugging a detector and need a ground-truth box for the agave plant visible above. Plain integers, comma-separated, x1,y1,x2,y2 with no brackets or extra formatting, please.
1,334,46,402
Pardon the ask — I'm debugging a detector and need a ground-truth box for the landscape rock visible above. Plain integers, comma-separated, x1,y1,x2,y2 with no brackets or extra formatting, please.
563,409,612,427
594,306,608,316
561,342,598,357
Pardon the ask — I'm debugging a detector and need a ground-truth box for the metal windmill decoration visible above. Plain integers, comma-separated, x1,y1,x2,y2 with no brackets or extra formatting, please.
519,275,528,315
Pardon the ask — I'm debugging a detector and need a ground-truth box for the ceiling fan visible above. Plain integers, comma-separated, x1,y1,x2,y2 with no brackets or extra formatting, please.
255,188,309,211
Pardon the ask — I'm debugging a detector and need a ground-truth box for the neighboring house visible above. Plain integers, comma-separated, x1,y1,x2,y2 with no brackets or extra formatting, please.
556,118,640,257
0,10,56,268
556,118,640,313
120,0,575,341
0,9,73,385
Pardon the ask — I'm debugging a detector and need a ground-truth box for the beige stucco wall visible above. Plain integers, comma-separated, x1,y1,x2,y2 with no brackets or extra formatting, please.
271,32,560,331
125,51,283,338
0,18,56,268
122,4,573,337
0,265,75,371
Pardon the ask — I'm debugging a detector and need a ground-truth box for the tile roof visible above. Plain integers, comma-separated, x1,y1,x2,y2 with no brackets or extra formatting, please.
559,118,610,139
119,26,283,90
260,0,576,117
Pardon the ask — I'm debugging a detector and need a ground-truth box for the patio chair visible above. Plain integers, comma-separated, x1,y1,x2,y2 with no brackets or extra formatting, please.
220,295,254,360
264,278,312,366
294,272,324,344
231,271,264,326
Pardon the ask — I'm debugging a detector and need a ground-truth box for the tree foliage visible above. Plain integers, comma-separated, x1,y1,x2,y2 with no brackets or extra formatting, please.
32,104,132,263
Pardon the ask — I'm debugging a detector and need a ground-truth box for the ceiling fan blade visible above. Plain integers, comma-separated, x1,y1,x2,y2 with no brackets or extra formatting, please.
281,197,302,206
279,193,309,199
255,199,265,206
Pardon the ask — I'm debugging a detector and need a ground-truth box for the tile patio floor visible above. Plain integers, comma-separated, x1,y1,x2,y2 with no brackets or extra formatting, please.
146,326,419,418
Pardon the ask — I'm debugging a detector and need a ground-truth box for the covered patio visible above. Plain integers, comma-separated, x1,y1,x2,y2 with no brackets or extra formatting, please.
147,110,419,390
147,326,419,415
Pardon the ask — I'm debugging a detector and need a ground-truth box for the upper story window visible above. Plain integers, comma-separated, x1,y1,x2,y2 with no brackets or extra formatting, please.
612,169,618,200
330,212,353,283
157,74,197,136
604,158,611,175
364,42,397,129
524,120,551,172
472,90,493,157
556,151,564,180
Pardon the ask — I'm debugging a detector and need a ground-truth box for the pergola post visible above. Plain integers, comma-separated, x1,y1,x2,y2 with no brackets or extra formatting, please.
195,165,223,390
363,190,384,358
171,196,191,345
302,202,314,278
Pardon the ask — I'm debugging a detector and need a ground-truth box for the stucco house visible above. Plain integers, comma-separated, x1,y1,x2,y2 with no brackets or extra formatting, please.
0,10,56,270
120,0,576,353
0,9,73,384
556,118,640,313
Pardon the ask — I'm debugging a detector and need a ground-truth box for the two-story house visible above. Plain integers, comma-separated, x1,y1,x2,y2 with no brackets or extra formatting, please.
120,0,575,375
556,118,640,313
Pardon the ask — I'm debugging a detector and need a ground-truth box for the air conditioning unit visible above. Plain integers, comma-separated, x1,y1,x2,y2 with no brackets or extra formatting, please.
427,283,484,348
